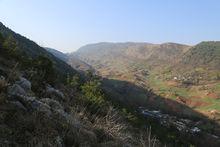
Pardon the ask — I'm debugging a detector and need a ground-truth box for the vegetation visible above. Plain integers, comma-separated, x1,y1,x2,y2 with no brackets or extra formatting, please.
66,74,80,88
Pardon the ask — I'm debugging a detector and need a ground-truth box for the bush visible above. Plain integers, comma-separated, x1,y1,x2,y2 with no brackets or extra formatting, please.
66,74,80,88
28,56,56,94
32,55,56,84
81,79,104,105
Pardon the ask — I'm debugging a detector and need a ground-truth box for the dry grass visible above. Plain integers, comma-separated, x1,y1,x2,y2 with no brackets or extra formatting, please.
71,104,161,147
91,106,131,141
139,127,159,147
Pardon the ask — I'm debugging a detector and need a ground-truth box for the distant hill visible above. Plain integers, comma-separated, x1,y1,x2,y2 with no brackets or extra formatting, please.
74,41,220,80
74,42,191,78
67,53,93,72
45,47,68,62
180,41,220,70
44,47,93,72
75,42,190,65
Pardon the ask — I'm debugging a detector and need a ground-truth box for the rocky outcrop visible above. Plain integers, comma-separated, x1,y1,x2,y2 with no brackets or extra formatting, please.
7,77,32,97
7,84,27,97
3,76,100,147
40,98,63,111
15,77,31,92
45,85,65,102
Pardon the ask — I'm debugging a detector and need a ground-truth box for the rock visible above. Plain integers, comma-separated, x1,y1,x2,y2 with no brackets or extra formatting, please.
7,84,27,97
15,77,31,92
14,95,52,116
40,98,63,111
45,85,65,102
0,75,5,81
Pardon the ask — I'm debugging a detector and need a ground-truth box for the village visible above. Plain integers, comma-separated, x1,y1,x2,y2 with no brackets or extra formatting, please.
138,107,220,140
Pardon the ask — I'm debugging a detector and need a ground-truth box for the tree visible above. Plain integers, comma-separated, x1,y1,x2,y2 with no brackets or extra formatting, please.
32,55,56,84
81,79,104,105
66,74,79,88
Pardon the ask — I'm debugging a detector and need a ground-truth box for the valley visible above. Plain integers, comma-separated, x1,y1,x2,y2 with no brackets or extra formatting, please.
72,42,220,119
67,42,220,146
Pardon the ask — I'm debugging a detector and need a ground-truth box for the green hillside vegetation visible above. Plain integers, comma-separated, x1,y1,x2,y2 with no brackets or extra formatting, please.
181,41,220,69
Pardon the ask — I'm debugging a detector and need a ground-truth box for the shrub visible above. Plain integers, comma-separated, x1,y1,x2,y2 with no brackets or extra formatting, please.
28,55,56,94
66,74,80,88
81,79,105,105
31,56,55,83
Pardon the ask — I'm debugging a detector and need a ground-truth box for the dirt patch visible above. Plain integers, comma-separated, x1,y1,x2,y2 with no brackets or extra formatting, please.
207,93,219,99
176,97,210,108
166,80,178,86
190,96,203,99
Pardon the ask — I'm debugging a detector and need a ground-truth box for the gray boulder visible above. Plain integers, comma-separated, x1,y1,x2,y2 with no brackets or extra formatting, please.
15,77,31,92
7,84,27,97
40,98,63,111
45,85,65,101
15,95,52,116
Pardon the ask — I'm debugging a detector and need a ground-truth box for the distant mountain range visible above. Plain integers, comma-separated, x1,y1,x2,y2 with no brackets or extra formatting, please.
73,42,220,81
45,47,93,72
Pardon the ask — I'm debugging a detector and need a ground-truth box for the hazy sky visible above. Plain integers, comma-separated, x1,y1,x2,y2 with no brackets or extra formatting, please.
0,0,220,52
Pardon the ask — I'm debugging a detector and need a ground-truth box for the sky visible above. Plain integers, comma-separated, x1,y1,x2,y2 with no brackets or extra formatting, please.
0,0,220,52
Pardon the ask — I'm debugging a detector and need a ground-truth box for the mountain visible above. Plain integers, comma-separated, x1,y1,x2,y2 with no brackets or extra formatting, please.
67,54,94,72
45,47,93,72
74,42,190,79
75,42,190,64
45,47,68,62
180,41,220,70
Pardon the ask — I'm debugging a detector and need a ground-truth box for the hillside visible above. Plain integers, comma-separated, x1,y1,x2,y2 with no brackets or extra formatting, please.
74,42,191,82
45,48,93,72
45,47,69,62
181,41,220,70
75,42,190,66
0,22,76,79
